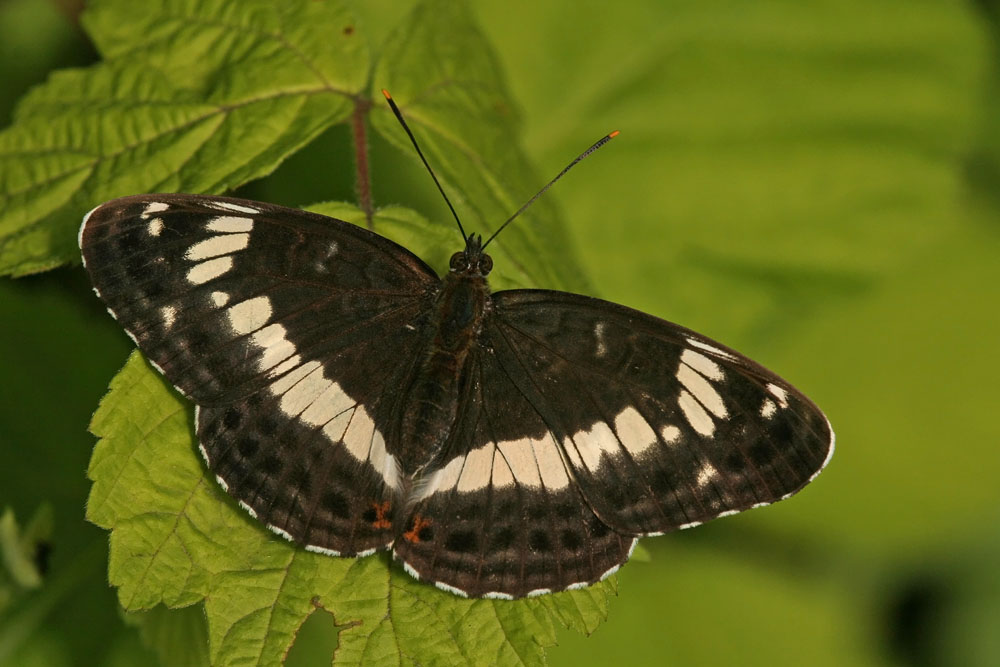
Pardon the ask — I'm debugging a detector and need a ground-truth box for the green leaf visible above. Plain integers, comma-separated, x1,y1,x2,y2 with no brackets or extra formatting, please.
370,0,590,294
88,348,617,666
0,0,368,277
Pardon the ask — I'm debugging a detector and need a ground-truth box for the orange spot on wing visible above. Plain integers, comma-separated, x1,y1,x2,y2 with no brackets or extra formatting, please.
403,515,432,543
372,501,392,530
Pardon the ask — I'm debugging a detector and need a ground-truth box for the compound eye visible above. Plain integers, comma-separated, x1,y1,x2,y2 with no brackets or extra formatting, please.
478,254,493,275
449,252,466,271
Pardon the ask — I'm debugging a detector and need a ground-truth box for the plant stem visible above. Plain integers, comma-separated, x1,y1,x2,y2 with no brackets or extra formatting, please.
351,95,374,229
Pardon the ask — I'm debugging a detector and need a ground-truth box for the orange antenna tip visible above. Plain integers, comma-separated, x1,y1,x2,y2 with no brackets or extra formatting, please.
609,130,620,138
381,89,392,100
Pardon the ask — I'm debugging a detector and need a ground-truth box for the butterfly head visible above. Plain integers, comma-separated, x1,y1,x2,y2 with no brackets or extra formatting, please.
449,234,493,277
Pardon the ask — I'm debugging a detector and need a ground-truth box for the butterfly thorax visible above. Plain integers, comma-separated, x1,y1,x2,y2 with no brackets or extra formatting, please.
396,236,494,475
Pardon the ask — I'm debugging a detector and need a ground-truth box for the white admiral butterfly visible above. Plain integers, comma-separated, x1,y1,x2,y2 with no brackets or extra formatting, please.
79,92,833,599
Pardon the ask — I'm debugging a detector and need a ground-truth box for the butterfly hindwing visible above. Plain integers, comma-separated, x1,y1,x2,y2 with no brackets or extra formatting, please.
197,397,400,557
80,194,438,555
393,350,636,598
489,289,834,537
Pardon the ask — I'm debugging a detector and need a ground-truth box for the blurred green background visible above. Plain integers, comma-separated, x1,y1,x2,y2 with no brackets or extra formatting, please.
2,0,999,665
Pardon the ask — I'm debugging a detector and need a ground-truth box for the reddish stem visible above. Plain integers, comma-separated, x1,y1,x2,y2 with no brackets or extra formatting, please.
351,96,374,229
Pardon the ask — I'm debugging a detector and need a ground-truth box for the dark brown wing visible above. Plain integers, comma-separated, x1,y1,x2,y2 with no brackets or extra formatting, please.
488,289,833,536
392,348,635,599
393,288,832,597
80,194,439,555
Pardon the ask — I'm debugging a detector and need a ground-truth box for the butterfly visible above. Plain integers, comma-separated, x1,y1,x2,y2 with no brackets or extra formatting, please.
79,94,833,600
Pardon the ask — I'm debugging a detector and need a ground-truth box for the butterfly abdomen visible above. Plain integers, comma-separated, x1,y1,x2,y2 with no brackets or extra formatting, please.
397,270,490,474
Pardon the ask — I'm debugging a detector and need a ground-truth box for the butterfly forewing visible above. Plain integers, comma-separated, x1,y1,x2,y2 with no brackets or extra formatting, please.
80,194,438,555
488,290,833,535
81,195,436,402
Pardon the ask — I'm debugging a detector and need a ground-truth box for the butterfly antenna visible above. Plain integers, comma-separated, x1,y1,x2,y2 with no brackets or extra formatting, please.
481,130,619,251
381,90,468,241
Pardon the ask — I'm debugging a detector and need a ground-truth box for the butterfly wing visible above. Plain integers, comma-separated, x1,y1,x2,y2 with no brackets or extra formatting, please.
392,349,636,598
488,289,834,536
80,194,439,555
394,288,832,597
